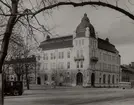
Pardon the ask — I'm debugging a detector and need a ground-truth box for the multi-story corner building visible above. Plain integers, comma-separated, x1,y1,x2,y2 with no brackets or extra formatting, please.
36,13,121,87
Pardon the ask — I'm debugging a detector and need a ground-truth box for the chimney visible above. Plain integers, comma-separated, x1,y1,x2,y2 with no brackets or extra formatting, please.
105,38,109,42
46,35,50,40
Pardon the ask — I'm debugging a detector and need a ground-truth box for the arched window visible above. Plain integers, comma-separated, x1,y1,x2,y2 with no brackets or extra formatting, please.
112,75,115,84
108,74,110,84
103,74,106,84
44,74,48,81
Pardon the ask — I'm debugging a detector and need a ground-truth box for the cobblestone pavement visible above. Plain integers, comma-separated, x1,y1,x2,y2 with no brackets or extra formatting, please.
4,86,134,105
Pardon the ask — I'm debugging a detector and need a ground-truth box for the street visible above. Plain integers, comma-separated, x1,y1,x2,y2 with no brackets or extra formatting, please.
4,86,134,105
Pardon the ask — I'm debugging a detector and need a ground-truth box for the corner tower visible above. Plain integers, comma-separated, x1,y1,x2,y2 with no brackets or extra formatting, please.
72,13,97,87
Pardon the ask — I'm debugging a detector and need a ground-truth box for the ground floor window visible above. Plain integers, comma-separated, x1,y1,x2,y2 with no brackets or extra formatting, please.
103,74,106,84
99,78,101,84
112,75,115,84
116,75,119,83
44,74,48,81
108,74,110,84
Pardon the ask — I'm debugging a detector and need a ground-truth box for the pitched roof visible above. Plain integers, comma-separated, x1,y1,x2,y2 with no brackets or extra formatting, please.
121,65,134,73
98,38,117,53
39,35,73,50
39,35,118,53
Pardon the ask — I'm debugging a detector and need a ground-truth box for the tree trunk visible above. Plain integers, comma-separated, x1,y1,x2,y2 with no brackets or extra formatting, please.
0,0,19,105
17,75,21,81
25,64,29,90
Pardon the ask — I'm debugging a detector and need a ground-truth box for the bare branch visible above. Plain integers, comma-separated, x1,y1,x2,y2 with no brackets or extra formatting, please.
128,0,134,5
32,1,134,21
0,0,11,10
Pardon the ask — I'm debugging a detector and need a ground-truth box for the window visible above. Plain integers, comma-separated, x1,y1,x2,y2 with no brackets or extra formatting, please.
61,62,64,69
53,53,56,59
43,53,48,60
103,63,105,70
108,64,110,71
116,75,118,83
92,50,95,56
75,40,77,46
43,54,45,60
67,62,70,69
99,78,101,83
46,53,48,60
108,75,110,84
79,40,81,45
80,61,83,68
77,50,79,57
51,53,53,59
103,53,106,61
112,75,115,84
103,74,106,84
61,52,64,59
59,52,61,59
112,56,115,62
100,63,102,70
112,65,115,72
44,74,48,81
67,51,70,58
77,61,79,68
80,50,83,57
59,52,63,59
105,64,107,70
108,55,111,61
109,55,111,61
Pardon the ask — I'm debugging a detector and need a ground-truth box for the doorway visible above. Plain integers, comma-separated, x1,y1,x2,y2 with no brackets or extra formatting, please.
37,77,41,85
76,72,83,85
91,73,95,87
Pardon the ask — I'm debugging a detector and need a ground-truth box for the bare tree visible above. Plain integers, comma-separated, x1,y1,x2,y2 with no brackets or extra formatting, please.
0,0,134,105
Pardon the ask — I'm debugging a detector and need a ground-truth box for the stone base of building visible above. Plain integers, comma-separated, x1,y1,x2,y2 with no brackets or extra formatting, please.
37,69,120,88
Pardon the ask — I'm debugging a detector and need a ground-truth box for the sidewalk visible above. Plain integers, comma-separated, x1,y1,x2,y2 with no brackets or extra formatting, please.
24,84,78,90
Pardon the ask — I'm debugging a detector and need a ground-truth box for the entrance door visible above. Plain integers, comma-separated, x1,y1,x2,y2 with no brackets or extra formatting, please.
76,72,83,85
91,73,95,87
37,77,41,85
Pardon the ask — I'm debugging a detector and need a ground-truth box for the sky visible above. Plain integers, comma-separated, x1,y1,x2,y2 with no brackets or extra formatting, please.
25,0,134,65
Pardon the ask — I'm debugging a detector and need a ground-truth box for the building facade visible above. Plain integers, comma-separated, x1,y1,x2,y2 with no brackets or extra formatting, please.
36,14,121,87
121,64,134,82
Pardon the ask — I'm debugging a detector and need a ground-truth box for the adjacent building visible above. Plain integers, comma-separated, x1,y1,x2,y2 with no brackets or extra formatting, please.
121,63,134,82
36,13,121,87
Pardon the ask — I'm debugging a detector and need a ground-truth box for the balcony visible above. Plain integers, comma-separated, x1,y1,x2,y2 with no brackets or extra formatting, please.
74,56,84,61
90,57,98,62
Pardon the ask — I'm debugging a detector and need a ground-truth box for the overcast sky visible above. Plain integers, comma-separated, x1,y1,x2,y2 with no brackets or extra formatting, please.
29,0,134,65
